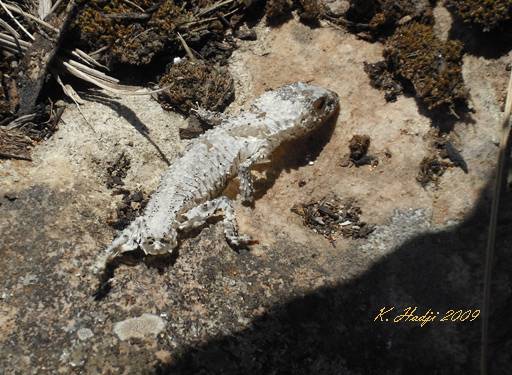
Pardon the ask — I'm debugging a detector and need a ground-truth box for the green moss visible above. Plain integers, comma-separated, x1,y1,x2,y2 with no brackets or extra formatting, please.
445,0,512,31
384,22,468,110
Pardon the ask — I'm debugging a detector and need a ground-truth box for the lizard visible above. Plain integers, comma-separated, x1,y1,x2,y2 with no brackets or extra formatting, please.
93,82,339,274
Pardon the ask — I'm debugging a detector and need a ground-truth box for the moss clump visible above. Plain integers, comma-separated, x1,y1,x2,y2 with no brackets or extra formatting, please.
265,0,293,23
265,0,324,26
384,22,468,110
298,0,323,24
445,0,512,31
346,0,433,38
363,61,403,102
74,0,196,65
416,156,450,186
158,60,234,114
349,134,370,161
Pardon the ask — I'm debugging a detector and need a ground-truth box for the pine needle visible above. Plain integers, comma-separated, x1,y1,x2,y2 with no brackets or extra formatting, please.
0,0,35,41
2,1,58,32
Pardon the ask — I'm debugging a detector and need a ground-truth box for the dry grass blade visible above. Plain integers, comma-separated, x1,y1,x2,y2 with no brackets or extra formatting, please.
60,60,154,95
2,1,59,32
67,59,119,84
38,0,52,20
177,32,196,61
123,0,145,12
0,31,30,48
54,73,85,105
71,48,109,70
53,72,96,133
0,31,29,53
48,0,62,15
6,113,38,130
0,0,35,41
0,43,18,54
480,69,512,375
0,34,23,52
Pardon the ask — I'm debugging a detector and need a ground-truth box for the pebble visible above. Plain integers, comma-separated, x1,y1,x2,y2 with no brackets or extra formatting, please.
77,328,94,341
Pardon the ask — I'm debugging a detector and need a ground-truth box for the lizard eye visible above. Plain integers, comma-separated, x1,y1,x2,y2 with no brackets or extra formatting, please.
313,97,326,111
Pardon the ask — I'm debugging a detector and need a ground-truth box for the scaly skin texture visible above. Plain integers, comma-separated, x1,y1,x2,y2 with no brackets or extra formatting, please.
94,82,339,273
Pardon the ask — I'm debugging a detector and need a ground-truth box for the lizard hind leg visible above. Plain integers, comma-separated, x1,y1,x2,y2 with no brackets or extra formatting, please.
178,196,252,249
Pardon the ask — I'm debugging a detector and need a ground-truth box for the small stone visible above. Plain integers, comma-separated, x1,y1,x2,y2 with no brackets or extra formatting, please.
114,314,165,341
235,25,257,41
155,350,172,364
340,156,351,167
323,0,349,17
77,328,94,341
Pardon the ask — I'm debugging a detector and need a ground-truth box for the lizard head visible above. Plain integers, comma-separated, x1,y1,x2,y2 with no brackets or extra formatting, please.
253,82,339,140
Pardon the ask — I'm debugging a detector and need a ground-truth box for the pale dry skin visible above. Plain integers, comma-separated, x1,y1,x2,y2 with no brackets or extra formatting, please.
95,82,339,272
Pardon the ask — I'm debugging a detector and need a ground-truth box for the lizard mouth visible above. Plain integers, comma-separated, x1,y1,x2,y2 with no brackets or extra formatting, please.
140,235,177,256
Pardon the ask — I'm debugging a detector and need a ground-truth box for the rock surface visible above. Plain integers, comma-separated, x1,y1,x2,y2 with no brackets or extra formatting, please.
1,11,512,375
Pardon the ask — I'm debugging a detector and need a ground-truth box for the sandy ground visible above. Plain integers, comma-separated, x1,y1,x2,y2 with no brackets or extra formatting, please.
1,8,511,374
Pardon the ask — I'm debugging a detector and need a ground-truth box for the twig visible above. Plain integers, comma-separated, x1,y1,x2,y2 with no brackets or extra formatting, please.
102,12,150,21
123,0,145,12
16,0,76,115
480,68,512,375
180,16,218,28
48,0,63,16
89,45,108,57
197,0,235,17
6,113,38,130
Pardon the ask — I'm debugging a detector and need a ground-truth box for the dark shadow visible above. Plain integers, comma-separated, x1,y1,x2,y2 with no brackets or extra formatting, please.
153,158,512,373
81,91,171,166
390,74,476,133
415,98,476,134
447,14,512,59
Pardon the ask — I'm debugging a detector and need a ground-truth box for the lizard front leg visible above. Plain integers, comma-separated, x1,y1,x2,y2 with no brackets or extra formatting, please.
191,107,228,127
178,196,251,248
239,140,272,204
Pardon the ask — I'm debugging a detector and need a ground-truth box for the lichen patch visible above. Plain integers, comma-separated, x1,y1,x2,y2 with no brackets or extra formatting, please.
113,313,165,341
